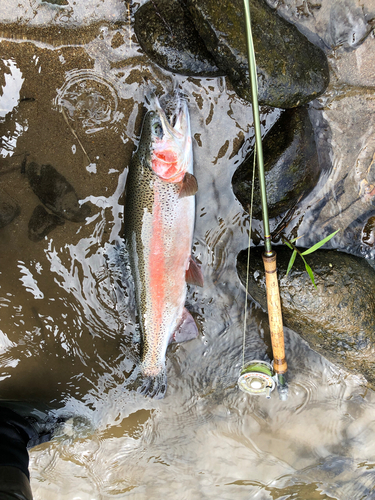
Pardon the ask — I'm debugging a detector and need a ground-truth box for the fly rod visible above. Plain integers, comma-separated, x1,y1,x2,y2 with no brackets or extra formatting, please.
240,0,288,400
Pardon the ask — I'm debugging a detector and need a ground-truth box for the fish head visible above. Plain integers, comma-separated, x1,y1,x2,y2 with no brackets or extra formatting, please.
142,95,192,183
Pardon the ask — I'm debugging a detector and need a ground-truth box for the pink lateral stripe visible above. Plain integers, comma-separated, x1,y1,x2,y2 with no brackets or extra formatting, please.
149,188,165,364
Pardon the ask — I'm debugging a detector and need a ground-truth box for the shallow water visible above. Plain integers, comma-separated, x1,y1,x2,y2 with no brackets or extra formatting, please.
0,1,375,499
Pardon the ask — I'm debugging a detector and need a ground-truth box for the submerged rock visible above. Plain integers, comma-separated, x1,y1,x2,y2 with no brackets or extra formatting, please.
41,0,69,5
28,205,65,242
134,0,221,77
26,162,90,222
183,0,329,108
232,107,320,219
362,215,375,247
237,246,375,388
0,190,20,229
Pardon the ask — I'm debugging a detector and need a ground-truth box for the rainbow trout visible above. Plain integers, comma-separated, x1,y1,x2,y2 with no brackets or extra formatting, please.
125,94,203,398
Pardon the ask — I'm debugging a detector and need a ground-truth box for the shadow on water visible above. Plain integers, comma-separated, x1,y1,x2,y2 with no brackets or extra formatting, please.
0,0,374,499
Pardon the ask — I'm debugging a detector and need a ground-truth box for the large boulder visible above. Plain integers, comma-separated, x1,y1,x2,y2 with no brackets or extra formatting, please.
237,246,375,387
232,106,321,219
134,0,221,77
183,0,330,108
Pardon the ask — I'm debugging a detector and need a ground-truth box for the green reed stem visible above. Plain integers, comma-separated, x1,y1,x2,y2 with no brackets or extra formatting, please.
243,0,272,255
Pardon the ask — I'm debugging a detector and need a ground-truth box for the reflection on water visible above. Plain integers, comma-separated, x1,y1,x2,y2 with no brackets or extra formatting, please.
0,1,374,499
0,58,24,120
0,58,28,158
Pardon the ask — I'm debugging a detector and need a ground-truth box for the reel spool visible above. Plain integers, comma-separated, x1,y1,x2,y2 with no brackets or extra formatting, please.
238,360,276,398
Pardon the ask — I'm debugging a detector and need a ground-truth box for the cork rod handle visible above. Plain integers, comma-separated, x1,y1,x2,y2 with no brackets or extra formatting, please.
262,251,287,374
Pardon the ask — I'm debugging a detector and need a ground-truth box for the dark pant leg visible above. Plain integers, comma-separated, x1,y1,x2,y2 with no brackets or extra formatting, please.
0,466,33,500
0,407,36,500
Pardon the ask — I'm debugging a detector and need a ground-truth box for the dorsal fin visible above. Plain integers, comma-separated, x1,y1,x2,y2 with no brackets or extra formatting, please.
179,172,198,198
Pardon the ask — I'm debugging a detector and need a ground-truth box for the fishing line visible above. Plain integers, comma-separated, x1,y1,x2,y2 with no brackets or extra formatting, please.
242,144,257,370
60,106,92,165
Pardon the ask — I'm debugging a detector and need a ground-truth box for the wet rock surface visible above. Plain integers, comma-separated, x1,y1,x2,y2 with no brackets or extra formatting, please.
237,246,375,387
28,205,64,242
134,0,221,77
183,0,329,108
265,0,375,52
25,162,90,222
0,189,20,228
361,214,375,247
232,107,321,219
293,91,375,258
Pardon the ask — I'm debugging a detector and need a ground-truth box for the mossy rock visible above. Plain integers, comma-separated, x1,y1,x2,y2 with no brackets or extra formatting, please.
183,0,329,108
134,0,222,77
232,107,320,219
237,246,375,388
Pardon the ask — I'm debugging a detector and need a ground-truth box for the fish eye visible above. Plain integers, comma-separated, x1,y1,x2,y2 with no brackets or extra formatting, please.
152,122,163,138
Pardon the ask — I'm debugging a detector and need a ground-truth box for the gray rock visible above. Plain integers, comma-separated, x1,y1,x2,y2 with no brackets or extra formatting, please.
237,246,375,388
26,162,90,222
0,190,20,229
134,0,221,77
28,205,65,242
232,107,321,219
183,0,330,108
329,0,370,49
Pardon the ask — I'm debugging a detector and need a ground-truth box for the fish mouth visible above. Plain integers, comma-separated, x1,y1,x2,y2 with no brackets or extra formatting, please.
149,92,192,181
150,92,190,140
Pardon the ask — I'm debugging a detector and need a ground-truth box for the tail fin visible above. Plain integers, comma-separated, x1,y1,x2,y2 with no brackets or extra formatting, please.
138,369,168,400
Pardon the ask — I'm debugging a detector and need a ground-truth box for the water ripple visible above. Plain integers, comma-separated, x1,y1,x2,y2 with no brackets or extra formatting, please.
55,69,120,134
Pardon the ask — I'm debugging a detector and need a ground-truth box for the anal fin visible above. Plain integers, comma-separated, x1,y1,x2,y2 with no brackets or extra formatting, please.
170,307,199,344
186,256,204,287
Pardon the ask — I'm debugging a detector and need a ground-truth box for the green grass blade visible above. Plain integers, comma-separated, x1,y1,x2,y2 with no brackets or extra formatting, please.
286,249,297,276
304,262,317,289
289,235,304,244
301,229,340,256
300,254,317,288
284,240,294,250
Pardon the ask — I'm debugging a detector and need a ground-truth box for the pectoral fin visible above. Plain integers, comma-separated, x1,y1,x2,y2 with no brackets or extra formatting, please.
179,172,198,198
170,307,199,343
186,256,204,287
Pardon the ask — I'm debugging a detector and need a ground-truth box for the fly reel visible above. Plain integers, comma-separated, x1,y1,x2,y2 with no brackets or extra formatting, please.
237,360,276,398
